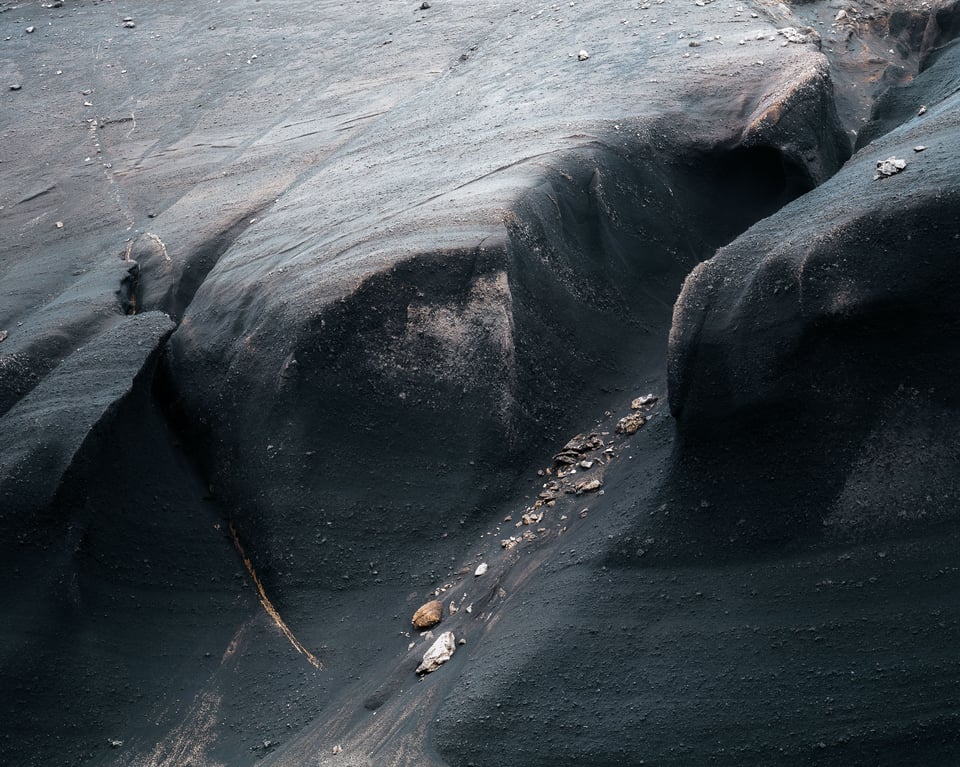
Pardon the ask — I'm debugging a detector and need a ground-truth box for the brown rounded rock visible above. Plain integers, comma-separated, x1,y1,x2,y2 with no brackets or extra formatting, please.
412,600,443,630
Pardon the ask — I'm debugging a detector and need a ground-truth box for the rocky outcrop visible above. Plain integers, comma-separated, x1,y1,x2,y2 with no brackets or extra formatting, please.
667,39,960,547
669,35,960,425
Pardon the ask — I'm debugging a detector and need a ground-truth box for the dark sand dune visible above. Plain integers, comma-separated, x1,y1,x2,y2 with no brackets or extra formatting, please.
2,0,960,765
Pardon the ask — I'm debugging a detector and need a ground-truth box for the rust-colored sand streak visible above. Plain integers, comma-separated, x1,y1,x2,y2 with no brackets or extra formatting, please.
229,522,322,670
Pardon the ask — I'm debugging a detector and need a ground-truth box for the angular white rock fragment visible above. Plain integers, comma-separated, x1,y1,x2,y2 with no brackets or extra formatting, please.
631,393,659,409
474,562,488,576
416,631,457,674
874,156,907,180
577,49,590,60
777,26,817,44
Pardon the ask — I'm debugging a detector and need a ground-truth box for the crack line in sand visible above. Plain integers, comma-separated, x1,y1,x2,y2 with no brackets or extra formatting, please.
229,522,322,670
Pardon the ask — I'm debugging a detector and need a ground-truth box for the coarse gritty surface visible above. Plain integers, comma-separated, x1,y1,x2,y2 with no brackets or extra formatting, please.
1,0,960,765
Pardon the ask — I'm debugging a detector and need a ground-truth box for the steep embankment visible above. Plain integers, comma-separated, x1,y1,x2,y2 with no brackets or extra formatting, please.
1,0,960,765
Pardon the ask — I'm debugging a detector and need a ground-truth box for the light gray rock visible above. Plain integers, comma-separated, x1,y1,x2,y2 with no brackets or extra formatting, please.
416,631,457,674
874,156,907,179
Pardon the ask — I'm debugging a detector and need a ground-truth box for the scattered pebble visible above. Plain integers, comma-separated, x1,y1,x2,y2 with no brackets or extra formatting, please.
520,509,543,525
577,49,590,60
554,433,604,465
420,0,431,7
9,84,21,91
616,412,646,435
0,331,8,343
575,478,602,494
917,105,927,116
914,145,927,152
25,26,35,34
474,562,488,577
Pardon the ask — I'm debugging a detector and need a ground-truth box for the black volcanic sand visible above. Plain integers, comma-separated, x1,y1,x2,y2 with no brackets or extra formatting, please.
2,1,960,765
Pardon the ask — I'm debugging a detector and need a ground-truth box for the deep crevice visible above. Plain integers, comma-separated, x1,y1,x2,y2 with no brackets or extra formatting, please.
668,144,817,248
135,206,272,325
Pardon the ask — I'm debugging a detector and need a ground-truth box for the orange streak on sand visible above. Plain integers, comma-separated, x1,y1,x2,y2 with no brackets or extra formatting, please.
229,522,322,670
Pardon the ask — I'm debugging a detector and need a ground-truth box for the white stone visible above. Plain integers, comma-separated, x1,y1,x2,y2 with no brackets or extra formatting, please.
631,393,658,409
474,562,488,576
874,157,907,180
416,631,457,674
777,26,815,44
